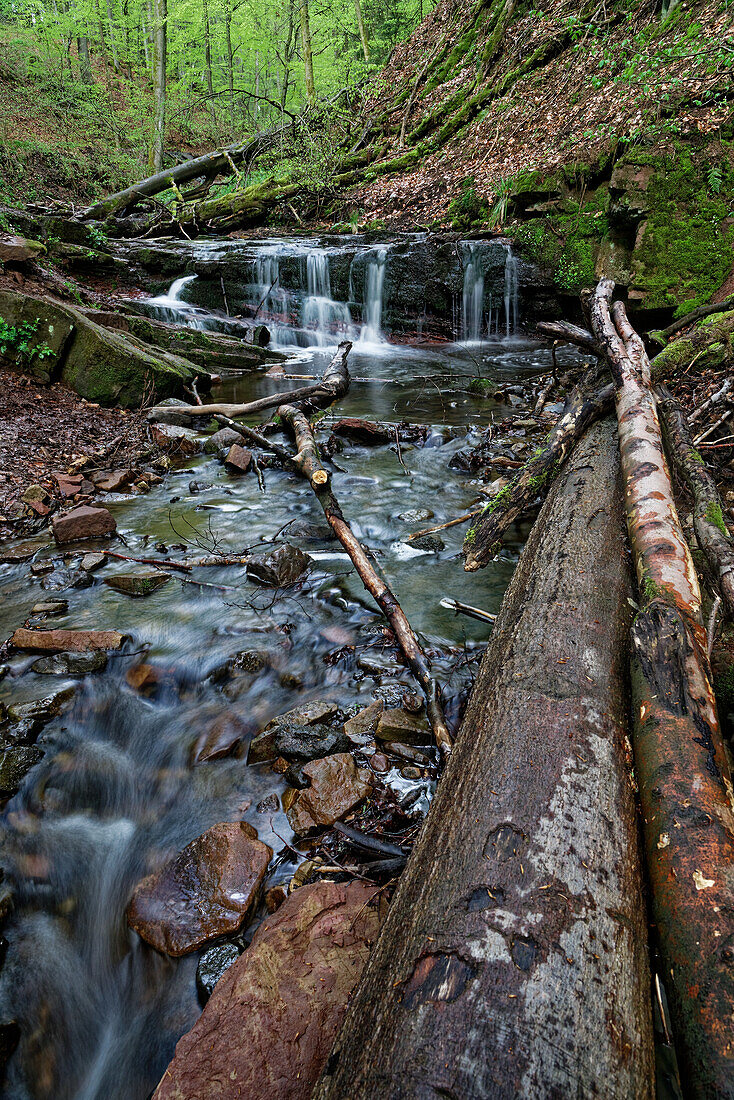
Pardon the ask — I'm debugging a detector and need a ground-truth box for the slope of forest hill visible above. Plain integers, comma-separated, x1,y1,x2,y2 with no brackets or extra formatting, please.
331,0,734,313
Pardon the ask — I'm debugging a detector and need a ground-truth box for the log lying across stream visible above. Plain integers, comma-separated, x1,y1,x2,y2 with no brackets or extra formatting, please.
315,419,654,1098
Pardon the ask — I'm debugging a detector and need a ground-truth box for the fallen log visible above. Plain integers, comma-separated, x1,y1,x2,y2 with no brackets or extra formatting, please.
463,375,614,571
589,281,734,1099
279,402,452,758
657,386,734,620
654,295,734,344
84,124,289,219
536,319,603,357
315,420,654,1099
147,341,351,422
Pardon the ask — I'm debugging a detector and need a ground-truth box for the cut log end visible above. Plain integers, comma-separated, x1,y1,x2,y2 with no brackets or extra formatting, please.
311,470,328,486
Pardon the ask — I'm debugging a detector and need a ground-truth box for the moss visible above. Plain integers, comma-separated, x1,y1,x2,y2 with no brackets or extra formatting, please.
449,178,490,230
705,500,728,535
628,141,734,311
641,571,661,603
468,377,498,396
511,189,609,293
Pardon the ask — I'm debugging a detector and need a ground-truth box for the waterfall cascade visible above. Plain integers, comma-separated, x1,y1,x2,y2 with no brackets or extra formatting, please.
359,249,387,345
461,244,485,341
503,244,520,337
460,240,520,341
144,275,208,328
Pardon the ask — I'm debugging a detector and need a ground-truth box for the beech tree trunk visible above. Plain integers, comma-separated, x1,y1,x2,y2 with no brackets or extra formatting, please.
78,35,93,83
150,0,167,172
315,420,654,1099
354,0,369,62
299,0,315,103
589,281,734,1099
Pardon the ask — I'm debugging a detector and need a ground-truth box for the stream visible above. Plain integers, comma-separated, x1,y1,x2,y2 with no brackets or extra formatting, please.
0,235,565,1099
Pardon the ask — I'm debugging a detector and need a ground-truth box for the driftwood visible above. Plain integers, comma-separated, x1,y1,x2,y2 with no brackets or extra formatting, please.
315,420,653,1098
279,401,452,758
657,386,734,619
589,281,734,1099
463,375,614,571
147,342,351,422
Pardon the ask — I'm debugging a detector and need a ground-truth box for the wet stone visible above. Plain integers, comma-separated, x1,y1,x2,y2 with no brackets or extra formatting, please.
7,689,74,726
188,479,213,494
191,712,252,764
127,821,272,957
10,628,125,653
376,707,432,745
0,746,43,799
286,754,372,837
52,505,116,544
80,552,106,572
224,445,253,474
29,561,54,576
103,571,171,598
196,941,241,1003
150,423,202,456
31,650,108,676
256,793,280,813
409,533,445,552
397,509,434,523
31,599,68,616
343,700,384,746
93,469,135,493
246,544,311,588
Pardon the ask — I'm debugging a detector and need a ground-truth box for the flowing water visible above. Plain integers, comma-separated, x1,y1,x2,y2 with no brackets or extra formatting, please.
0,235,562,1099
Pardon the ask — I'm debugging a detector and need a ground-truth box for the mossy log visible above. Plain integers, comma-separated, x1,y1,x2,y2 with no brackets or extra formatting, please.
657,386,734,619
315,420,654,1099
463,374,614,571
650,310,734,381
590,280,734,1099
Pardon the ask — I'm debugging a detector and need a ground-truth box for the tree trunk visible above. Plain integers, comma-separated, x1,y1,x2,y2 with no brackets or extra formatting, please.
299,0,315,103
105,0,119,71
77,35,93,83
315,419,654,1099
150,0,167,172
589,280,734,1099
224,0,235,137
202,0,215,120
354,0,369,62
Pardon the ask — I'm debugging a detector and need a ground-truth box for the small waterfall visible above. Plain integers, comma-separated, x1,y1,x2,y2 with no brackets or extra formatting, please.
503,245,519,337
302,249,353,347
144,275,207,328
461,244,485,342
359,249,387,344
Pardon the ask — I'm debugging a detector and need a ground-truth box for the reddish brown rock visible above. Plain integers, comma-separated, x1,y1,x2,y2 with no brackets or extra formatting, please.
153,881,386,1100
55,473,84,498
191,712,251,764
93,468,135,492
375,707,431,745
224,444,253,473
286,753,371,836
127,821,272,956
52,505,116,544
150,424,201,457
11,628,124,653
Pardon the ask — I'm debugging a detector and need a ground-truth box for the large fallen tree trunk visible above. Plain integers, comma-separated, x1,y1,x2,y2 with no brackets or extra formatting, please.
315,420,654,1099
148,341,352,422
84,124,288,219
279,402,452,758
657,385,734,620
463,373,614,570
589,281,734,1099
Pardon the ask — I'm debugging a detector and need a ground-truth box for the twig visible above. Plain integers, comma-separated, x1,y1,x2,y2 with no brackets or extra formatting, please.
406,509,482,542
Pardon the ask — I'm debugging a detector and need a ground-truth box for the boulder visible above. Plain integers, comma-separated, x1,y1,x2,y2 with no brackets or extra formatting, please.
224,444,253,473
376,707,432,745
103,572,171,598
0,236,45,264
409,533,445,552
246,544,311,588
0,289,196,402
31,650,108,676
153,881,386,1100
52,505,116,544
191,712,252,764
127,821,272,956
286,754,372,836
203,427,244,454
0,746,43,800
10,628,124,653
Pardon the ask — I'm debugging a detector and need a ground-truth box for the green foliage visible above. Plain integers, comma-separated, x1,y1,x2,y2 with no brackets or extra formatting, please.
0,317,55,364
448,176,489,229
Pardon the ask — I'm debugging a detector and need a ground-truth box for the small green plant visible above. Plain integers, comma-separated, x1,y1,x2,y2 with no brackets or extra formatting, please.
87,225,109,248
448,177,489,230
0,317,54,364
708,166,723,194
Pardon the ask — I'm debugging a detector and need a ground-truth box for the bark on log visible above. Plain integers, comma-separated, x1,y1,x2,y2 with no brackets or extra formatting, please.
148,341,351,422
315,420,654,1100
657,385,734,619
536,319,603,357
589,281,734,1099
84,126,288,218
279,402,452,758
463,376,614,571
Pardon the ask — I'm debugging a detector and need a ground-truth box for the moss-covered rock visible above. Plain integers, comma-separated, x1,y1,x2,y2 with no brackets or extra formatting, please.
0,289,195,406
